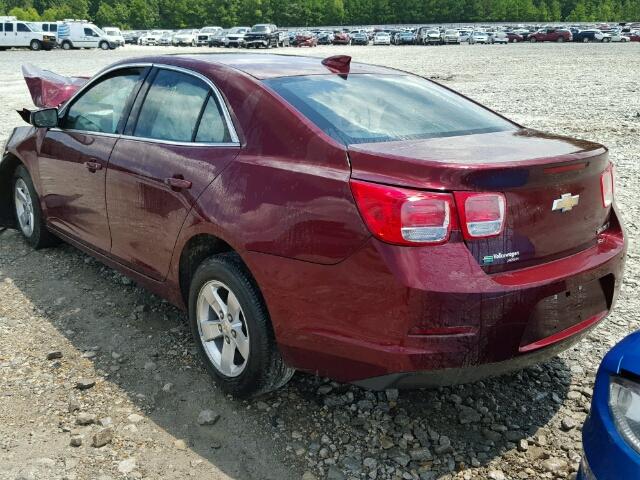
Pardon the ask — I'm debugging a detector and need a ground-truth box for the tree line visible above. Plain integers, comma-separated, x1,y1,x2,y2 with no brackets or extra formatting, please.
1,0,638,29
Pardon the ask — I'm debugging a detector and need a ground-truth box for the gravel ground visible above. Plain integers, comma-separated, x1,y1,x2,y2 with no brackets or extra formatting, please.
0,43,638,480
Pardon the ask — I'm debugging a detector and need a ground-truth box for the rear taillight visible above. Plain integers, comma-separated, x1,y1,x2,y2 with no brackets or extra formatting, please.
454,192,506,240
601,163,614,208
350,180,455,245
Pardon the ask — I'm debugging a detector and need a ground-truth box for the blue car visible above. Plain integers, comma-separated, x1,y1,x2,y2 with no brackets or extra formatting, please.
580,332,640,479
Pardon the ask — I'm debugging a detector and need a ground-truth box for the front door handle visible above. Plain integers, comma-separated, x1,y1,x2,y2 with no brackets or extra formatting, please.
165,177,192,190
85,161,102,172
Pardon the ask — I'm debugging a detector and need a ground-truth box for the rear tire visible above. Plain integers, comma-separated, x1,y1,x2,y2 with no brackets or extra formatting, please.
529,37,537,42
188,253,295,398
12,165,59,249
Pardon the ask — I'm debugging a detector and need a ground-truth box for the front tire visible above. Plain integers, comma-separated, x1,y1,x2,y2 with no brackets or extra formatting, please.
99,41,109,50
189,253,294,398
12,165,58,249
29,39,41,51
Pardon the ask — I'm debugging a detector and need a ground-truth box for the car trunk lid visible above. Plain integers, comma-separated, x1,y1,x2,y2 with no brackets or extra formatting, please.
348,129,612,270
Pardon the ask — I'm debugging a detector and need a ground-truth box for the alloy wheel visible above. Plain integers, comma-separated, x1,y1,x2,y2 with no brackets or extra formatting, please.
196,280,250,377
14,178,34,237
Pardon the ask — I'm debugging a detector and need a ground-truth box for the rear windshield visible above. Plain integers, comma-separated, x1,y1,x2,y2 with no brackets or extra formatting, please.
265,74,515,145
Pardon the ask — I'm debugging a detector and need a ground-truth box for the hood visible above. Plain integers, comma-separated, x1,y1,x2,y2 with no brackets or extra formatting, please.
22,63,89,108
601,332,640,377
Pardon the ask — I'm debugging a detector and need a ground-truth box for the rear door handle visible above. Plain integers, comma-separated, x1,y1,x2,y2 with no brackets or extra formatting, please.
165,177,192,190
85,161,102,172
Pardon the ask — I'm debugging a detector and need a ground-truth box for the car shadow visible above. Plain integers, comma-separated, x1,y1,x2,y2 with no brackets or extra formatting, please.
0,229,570,479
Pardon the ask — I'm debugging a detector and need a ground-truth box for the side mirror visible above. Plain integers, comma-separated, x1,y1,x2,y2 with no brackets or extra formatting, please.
30,108,59,128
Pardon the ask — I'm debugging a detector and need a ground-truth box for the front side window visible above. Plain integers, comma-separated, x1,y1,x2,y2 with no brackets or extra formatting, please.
134,69,209,142
17,23,29,32
265,74,515,145
63,68,141,134
84,28,98,37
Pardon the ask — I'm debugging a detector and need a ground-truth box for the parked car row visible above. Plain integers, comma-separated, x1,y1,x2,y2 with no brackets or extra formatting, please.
3,17,637,52
366,24,640,45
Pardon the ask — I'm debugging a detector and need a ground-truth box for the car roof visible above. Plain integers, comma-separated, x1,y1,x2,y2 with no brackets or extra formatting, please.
156,53,400,80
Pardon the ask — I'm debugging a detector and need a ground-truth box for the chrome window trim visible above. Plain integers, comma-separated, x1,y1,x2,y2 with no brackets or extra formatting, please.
56,62,240,147
119,134,240,148
48,128,240,148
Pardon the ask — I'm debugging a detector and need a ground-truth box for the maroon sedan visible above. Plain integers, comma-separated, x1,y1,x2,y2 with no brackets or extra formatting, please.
506,32,524,42
529,28,573,42
1,54,626,397
295,32,318,47
332,31,350,45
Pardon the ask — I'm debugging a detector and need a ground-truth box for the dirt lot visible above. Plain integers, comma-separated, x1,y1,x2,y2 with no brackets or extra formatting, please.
0,43,638,480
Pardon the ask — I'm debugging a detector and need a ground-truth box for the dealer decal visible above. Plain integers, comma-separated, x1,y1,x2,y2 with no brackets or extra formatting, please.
482,251,520,265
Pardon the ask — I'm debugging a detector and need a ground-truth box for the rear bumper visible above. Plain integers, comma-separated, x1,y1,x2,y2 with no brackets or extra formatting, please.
248,213,626,386
354,322,596,389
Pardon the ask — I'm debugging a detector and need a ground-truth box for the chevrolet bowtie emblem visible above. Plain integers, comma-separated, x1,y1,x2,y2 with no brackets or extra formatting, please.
552,193,580,212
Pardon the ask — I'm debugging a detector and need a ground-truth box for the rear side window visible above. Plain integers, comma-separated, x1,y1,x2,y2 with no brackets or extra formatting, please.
265,74,515,145
134,69,213,143
195,96,231,143
63,68,142,134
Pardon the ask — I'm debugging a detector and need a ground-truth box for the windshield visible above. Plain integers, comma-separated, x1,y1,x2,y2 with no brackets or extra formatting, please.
252,25,269,32
178,29,192,34
26,22,42,31
266,74,514,145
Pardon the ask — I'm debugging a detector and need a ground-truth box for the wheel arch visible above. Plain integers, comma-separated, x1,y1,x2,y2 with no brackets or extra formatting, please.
0,152,26,228
178,232,245,306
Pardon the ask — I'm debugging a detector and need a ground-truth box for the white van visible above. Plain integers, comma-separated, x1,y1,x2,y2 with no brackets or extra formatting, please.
0,17,56,50
57,21,116,50
103,26,125,46
38,22,59,38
